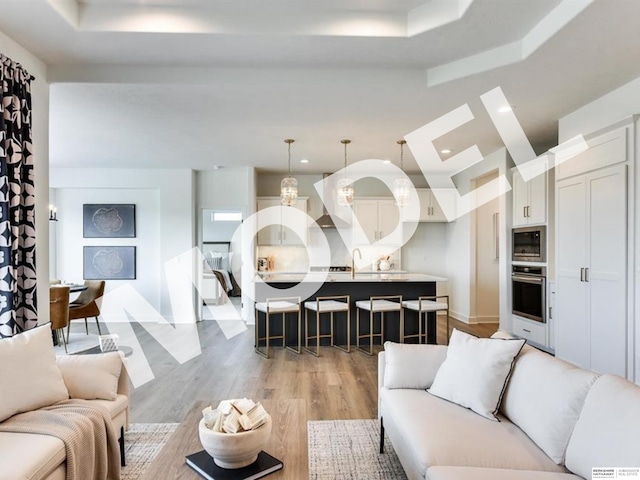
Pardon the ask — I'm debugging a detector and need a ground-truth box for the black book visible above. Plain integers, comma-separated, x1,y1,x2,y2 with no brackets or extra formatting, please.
185,450,283,480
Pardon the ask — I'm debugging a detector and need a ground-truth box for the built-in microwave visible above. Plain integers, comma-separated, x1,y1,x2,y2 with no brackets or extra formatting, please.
512,226,546,263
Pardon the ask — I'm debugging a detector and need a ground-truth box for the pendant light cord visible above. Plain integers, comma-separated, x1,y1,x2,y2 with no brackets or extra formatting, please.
288,141,292,177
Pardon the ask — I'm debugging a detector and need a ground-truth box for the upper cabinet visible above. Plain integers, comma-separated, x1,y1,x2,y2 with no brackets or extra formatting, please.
256,197,308,246
416,188,455,223
353,198,399,244
512,169,546,227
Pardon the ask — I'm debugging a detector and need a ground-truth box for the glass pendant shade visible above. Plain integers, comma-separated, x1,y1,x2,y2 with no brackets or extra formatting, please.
337,177,355,207
393,177,412,207
394,139,411,207
281,176,298,206
280,138,298,206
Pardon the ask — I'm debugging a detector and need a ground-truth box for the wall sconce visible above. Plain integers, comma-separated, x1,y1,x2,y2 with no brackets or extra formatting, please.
49,204,58,222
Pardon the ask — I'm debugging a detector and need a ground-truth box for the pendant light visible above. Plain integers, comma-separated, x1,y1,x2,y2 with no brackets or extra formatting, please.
337,139,355,206
393,139,411,207
280,138,298,206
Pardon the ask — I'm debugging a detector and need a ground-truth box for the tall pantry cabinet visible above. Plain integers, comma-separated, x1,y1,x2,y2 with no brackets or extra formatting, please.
555,119,635,380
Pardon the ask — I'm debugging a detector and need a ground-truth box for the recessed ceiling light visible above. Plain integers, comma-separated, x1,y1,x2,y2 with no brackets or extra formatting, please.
440,149,452,154
213,165,225,170
300,159,309,164
383,159,391,164
498,105,514,113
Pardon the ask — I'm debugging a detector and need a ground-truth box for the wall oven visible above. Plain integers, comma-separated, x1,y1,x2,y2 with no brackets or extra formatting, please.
512,265,546,323
512,226,546,263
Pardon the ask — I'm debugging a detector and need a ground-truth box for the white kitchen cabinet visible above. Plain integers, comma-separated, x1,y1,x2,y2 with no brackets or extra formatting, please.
512,315,547,347
256,197,308,246
556,163,627,377
353,198,399,244
512,169,546,226
416,189,455,222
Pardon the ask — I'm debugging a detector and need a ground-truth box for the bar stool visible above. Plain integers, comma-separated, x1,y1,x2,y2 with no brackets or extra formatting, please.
303,295,351,356
254,297,301,358
356,295,403,355
401,295,450,345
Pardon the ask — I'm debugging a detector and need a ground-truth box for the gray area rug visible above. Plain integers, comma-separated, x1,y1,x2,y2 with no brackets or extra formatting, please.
308,419,408,480
54,332,100,355
121,423,179,480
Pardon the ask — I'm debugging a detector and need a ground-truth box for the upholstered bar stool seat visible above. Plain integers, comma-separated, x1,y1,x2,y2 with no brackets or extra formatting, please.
304,295,351,356
254,297,302,358
402,295,450,345
356,296,403,355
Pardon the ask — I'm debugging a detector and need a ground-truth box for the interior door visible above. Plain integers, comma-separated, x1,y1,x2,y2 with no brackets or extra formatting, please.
556,175,589,369
587,164,627,376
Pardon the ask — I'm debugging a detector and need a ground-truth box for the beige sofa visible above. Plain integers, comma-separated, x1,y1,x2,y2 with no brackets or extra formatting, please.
0,341,130,480
378,339,640,480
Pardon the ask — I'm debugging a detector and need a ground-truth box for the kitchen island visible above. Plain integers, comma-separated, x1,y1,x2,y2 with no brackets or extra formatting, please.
254,272,447,347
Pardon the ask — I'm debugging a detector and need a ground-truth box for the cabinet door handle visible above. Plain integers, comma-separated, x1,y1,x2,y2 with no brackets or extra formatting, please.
580,267,584,282
549,306,552,320
523,328,531,333
585,267,589,282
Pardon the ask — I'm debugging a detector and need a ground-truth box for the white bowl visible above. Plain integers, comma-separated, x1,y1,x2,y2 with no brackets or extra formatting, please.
198,415,272,469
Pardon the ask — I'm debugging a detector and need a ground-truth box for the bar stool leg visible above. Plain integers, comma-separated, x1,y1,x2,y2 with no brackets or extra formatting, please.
316,309,320,354
368,310,374,356
255,309,268,359
356,307,361,352
400,308,404,344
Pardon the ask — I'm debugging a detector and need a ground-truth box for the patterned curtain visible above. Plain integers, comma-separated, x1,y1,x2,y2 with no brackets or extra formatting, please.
0,54,37,338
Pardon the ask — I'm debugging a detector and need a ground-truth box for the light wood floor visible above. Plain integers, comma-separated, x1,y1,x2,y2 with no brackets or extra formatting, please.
128,316,498,424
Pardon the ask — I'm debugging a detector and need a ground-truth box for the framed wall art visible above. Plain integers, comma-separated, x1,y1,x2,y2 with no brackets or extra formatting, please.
83,246,136,280
83,204,136,238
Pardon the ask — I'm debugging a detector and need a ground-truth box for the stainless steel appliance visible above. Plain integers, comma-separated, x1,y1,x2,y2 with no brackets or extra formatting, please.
512,226,546,262
512,265,546,323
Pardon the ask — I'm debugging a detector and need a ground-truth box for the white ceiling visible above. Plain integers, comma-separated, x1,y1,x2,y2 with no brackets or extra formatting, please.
1,0,639,173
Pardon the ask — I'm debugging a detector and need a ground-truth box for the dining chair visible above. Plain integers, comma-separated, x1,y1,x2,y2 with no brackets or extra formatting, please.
67,280,105,341
50,286,70,353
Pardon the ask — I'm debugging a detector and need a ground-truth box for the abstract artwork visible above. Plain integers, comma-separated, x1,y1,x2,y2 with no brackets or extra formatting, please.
83,246,136,280
83,204,136,238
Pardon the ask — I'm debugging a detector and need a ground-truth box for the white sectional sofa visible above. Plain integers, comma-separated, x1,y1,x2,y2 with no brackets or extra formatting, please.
0,325,130,480
378,337,640,480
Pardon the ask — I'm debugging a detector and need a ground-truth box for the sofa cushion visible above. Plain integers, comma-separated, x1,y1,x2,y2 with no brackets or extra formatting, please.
0,324,69,422
383,342,448,389
500,344,598,464
565,375,640,478
427,466,582,480
428,329,525,420
379,388,566,479
56,352,123,401
0,431,66,480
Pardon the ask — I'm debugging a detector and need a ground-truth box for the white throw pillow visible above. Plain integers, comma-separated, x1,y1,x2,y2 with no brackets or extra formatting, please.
383,341,448,389
0,324,69,422
500,345,598,464
428,329,525,421
56,352,123,401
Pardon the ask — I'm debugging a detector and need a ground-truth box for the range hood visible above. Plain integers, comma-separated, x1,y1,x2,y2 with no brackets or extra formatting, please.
314,173,352,229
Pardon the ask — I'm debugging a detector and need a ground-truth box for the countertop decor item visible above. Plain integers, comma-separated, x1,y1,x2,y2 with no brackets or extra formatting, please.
198,399,272,469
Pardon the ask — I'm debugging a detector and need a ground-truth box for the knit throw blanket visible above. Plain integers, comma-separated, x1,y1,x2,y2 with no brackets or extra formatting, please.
0,399,121,480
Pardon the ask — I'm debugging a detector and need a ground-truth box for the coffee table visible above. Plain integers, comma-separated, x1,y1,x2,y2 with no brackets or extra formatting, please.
139,399,306,480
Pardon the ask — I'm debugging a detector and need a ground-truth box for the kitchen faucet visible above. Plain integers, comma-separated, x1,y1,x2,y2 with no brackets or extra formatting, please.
351,248,362,279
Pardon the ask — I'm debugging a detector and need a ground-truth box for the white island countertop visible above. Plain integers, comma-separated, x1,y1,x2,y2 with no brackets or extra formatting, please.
256,272,447,283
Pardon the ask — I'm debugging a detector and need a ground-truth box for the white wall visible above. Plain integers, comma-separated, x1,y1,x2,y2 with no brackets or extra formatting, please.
559,76,640,143
196,167,256,322
55,188,161,310
50,168,195,320
0,29,50,322
445,148,510,325
474,171,500,323
559,76,640,384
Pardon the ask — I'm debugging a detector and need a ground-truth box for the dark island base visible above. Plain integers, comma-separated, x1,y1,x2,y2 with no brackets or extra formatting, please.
255,281,438,348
